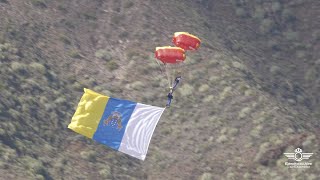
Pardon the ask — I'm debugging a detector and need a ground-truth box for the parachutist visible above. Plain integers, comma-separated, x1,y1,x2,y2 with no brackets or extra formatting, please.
172,76,182,91
166,92,173,107
166,76,182,107
155,32,200,108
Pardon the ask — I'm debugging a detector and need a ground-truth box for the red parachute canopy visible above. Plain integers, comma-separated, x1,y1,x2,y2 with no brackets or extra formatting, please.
172,32,201,51
155,46,186,64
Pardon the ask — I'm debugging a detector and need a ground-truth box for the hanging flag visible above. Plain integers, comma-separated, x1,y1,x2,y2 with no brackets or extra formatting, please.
68,88,165,160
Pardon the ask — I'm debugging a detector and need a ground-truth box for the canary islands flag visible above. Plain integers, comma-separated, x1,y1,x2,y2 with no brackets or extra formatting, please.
68,88,165,160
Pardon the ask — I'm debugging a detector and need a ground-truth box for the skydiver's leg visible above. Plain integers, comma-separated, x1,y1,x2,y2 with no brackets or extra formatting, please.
166,93,173,107
166,98,171,107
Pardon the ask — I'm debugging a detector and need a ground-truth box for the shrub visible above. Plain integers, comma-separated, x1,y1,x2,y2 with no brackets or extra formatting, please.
123,1,134,9
271,2,282,12
253,6,265,20
106,60,119,71
69,50,81,59
209,75,219,82
296,50,306,59
228,128,238,136
35,174,45,180
207,58,219,67
22,156,44,174
54,97,67,105
202,95,214,103
267,39,280,51
8,109,20,120
126,50,140,59
250,125,263,137
11,62,27,72
282,9,296,23
304,68,317,82
238,107,251,119
59,35,71,45
31,0,47,8
30,62,46,74
254,142,271,163
306,174,318,180
199,173,213,180
95,49,112,61
227,173,235,179
119,31,129,38
270,65,281,74
0,43,18,54
101,89,112,96
232,61,246,71
80,150,97,162
235,7,247,18
244,89,255,96
1,146,17,161
284,30,298,41
99,166,112,178
219,86,232,101
111,15,124,25
25,79,41,89
216,134,228,143
243,173,251,179
57,5,68,13
312,30,320,41
130,81,144,90
178,84,194,96
198,84,210,93
82,12,97,21
259,18,275,34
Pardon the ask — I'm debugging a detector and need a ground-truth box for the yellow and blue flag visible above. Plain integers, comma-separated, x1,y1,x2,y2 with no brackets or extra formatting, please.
68,88,165,160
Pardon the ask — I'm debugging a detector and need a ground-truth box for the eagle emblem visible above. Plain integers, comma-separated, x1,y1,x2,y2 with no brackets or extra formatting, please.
284,148,313,162
104,111,123,130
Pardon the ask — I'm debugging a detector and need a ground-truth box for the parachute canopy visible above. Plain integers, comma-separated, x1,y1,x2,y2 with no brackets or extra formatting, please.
155,46,186,64
172,32,201,51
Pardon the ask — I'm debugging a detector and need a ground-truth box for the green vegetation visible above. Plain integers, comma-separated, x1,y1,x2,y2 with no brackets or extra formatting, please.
95,49,112,60
123,1,134,9
106,60,119,71
59,35,71,45
31,0,47,8
259,18,275,34
199,172,213,180
178,83,194,96
82,12,97,21
110,14,125,25
69,50,82,59
0,0,319,179
235,7,247,18
30,62,46,74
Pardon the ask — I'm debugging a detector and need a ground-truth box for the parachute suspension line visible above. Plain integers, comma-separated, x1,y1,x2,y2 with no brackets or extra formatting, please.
154,57,166,76
153,58,171,89
176,60,184,77
173,60,183,83
164,63,173,88
172,63,179,86
164,61,184,90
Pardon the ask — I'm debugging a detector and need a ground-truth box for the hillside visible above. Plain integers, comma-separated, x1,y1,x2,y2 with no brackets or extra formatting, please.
0,0,319,179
